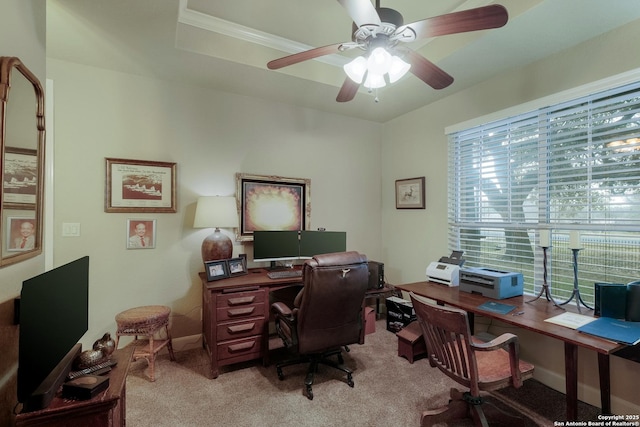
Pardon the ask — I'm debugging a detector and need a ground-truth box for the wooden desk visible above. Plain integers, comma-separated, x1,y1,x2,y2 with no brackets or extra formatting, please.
200,268,303,379
15,346,133,427
395,281,624,421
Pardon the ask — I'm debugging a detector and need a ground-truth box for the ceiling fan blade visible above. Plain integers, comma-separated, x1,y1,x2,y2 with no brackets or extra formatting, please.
396,5,508,40
267,43,345,70
337,0,381,28
336,77,360,102
405,50,454,90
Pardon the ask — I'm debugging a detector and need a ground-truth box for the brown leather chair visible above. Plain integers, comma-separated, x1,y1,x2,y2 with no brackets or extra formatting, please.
409,292,535,427
271,251,369,400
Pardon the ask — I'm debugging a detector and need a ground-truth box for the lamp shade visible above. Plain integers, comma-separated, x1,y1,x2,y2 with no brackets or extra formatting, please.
193,196,237,229
343,56,367,84
387,56,411,83
194,196,238,262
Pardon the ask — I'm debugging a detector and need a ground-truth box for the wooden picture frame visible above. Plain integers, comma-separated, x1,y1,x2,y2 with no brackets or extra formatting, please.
3,147,37,209
395,177,425,209
126,219,156,249
227,257,247,277
105,158,177,213
236,173,311,241
205,260,229,281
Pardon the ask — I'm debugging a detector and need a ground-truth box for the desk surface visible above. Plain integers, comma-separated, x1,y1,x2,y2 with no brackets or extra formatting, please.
200,268,302,291
396,281,624,355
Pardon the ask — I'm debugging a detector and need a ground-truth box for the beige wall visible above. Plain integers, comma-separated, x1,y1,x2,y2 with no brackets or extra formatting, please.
381,19,640,414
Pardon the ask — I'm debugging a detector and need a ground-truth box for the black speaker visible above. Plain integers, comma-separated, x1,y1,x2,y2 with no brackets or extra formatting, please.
367,261,384,289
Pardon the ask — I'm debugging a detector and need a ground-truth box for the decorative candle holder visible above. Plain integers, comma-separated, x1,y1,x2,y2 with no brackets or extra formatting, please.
526,245,564,309
559,248,593,312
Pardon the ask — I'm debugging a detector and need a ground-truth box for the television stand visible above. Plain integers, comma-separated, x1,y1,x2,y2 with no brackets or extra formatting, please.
15,346,133,427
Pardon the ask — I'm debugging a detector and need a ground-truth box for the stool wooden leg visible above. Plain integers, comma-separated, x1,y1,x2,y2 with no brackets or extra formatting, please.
148,335,156,382
165,325,176,361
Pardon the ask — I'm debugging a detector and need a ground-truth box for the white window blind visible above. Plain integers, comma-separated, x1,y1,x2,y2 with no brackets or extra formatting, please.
448,81,640,302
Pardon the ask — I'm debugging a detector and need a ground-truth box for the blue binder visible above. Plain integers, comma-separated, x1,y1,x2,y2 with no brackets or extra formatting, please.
577,317,640,345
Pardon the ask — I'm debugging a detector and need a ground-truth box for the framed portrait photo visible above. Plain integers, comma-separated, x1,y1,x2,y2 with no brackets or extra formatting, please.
105,158,177,213
6,217,36,252
395,177,425,209
227,257,247,277
205,260,229,281
126,219,156,249
236,172,311,241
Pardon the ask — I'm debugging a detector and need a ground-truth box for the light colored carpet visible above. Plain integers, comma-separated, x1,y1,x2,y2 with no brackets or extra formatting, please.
124,318,592,426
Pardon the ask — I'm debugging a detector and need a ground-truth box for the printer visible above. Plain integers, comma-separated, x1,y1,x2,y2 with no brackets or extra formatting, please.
459,267,524,299
426,251,465,287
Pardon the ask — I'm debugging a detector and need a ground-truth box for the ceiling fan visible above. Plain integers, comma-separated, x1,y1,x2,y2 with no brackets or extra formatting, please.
267,0,508,102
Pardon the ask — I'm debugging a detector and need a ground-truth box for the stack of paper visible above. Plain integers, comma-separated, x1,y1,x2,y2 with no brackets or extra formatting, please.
544,312,596,329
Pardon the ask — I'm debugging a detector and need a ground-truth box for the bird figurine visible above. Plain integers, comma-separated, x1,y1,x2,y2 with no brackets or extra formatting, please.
93,332,116,356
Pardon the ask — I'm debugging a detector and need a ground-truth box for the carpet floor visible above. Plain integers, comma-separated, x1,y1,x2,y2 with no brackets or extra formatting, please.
125,318,601,426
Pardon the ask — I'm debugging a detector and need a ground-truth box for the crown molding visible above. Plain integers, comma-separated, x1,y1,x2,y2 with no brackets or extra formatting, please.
177,0,347,68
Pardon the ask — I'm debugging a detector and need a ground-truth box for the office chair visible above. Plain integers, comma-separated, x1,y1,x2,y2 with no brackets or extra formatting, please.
409,292,535,427
271,251,369,400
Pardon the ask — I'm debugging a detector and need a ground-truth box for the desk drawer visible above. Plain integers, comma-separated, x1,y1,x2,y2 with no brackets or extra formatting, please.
217,303,264,322
217,318,266,341
217,289,265,308
217,336,262,362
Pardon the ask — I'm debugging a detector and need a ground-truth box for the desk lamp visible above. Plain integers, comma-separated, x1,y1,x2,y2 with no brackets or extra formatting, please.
193,196,238,262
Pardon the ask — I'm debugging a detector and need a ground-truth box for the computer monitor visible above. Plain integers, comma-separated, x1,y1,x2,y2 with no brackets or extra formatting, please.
299,231,346,258
253,230,300,264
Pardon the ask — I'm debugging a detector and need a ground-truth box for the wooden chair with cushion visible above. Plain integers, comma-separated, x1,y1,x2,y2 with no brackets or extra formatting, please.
271,251,369,400
409,292,535,427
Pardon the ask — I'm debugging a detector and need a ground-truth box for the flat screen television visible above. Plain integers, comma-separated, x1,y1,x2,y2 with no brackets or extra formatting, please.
17,256,89,413
252,230,346,268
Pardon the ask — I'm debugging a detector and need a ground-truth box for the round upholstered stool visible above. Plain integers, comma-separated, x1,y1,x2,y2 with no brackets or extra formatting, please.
115,305,176,381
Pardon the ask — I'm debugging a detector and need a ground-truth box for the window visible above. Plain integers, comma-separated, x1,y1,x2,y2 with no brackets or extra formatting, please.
448,81,640,304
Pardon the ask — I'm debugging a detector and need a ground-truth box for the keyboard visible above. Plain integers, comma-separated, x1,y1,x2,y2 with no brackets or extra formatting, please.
267,270,302,279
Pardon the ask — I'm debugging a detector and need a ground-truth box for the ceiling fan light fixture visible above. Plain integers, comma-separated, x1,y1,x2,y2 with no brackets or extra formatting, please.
363,72,386,89
343,56,367,84
367,47,392,75
387,55,411,83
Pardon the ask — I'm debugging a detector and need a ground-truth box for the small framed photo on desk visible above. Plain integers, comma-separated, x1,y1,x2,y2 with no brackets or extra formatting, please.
205,260,229,281
228,257,247,277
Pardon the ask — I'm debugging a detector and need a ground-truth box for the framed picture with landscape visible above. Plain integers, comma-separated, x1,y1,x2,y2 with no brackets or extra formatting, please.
3,147,38,209
105,158,177,213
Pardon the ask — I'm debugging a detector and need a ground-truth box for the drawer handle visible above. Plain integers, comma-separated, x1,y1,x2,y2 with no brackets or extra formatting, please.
227,323,256,334
227,341,256,353
227,307,255,317
227,296,256,306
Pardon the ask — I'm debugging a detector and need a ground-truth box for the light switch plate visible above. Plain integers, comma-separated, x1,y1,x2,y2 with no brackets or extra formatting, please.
62,223,81,237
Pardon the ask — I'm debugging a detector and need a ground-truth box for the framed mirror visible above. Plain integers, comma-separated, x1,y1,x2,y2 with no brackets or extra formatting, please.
0,57,45,266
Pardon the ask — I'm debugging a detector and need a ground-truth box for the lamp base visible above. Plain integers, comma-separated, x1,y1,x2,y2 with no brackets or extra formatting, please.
201,229,232,262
